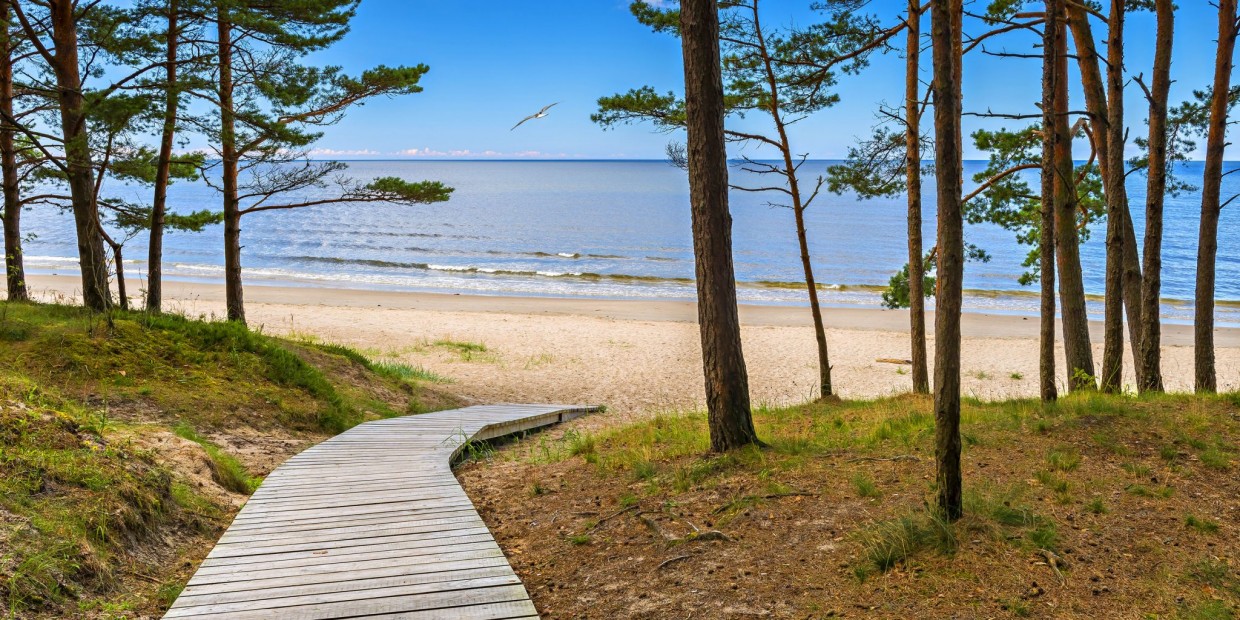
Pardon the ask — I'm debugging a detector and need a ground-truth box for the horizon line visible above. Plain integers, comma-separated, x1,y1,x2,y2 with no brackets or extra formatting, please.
301,157,1232,163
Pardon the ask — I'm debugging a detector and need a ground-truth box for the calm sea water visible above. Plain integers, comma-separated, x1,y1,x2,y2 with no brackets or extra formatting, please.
21,160,1240,324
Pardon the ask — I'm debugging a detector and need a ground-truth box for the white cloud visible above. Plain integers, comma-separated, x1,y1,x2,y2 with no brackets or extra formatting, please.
307,147,380,157
391,148,574,159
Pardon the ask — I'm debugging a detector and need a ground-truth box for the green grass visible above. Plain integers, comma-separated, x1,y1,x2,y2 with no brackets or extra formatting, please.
432,339,492,361
372,360,453,383
855,510,957,574
1034,470,1072,504
315,342,453,384
1199,447,1233,470
1046,445,1081,472
851,472,881,498
1126,483,1175,499
1176,600,1235,620
1086,497,1108,514
1184,514,1220,534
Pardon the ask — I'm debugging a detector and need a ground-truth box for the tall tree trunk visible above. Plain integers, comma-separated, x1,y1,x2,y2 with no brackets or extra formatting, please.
1067,3,1124,392
1051,5,1096,391
48,0,110,311
930,0,963,522
218,12,244,324
1039,4,1059,403
749,3,833,399
905,0,929,394
1039,179,1058,400
1113,22,1145,389
1195,0,1238,394
1105,1,1134,391
147,0,179,313
0,3,26,302
680,0,759,452
1138,0,1173,394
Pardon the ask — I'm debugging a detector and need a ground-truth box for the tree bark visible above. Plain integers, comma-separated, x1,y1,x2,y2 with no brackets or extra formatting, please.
905,0,929,394
0,3,26,302
1066,3,1124,392
1039,3,1059,403
47,0,110,311
793,204,832,398
1050,4,1096,391
105,235,128,312
680,0,759,452
930,0,963,522
1105,1,1136,390
1195,0,1238,394
1097,1,1146,379
1138,0,1173,394
218,11,245,324
146,0,179,314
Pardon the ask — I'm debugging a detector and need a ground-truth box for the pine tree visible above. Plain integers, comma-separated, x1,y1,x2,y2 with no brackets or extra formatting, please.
1195,1,1240,393
599,0,912,400
206,0,451,323
679,0,760,451
930,0,964,521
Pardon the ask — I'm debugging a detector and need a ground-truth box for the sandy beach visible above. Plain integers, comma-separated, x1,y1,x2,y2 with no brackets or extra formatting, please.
24,275,1240,423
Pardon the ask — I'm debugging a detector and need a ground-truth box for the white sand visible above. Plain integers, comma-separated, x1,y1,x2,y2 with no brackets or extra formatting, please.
24,275,1240,423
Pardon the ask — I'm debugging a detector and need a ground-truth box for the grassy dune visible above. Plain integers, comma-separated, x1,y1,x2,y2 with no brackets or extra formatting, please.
0,302,458,618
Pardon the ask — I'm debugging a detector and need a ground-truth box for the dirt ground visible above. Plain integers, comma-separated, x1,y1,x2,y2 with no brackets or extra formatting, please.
457,402,1240,619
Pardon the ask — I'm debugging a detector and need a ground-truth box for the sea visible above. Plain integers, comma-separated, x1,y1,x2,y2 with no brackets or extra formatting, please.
19,160,1240,325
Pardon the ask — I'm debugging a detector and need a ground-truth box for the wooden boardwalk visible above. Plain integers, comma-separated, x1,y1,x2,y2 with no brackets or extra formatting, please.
164,404,597,619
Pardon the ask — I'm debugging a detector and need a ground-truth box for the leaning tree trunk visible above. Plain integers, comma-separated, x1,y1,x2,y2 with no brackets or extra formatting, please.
1138,0,1173,394
217,12,245,324
680,0,759,452
147,0,179,313
792,204,832,398
104,234,128,312
1051,6,1096,391
750,2,833,400
1067,3,1124,392
930,0,963,522
1039,5,1059,403
0,3,26,302
48,0,110,311
1195,0,1238,394
905,0,929,394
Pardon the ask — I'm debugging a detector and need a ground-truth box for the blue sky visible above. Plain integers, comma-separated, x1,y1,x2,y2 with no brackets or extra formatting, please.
303,1,1229,160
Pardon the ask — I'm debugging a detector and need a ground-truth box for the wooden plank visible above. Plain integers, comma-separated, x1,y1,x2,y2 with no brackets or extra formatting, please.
164,404,597,619
219,507,481,537
163,574,523,618
184,549,510,591
168,584,532,620
193,537,499,576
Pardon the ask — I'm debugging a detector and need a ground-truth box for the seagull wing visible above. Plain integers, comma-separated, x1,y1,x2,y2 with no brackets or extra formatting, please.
511,112,538,131
538,102,560,114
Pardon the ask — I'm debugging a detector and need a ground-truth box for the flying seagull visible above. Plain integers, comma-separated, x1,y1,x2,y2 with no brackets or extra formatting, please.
511,102,559,131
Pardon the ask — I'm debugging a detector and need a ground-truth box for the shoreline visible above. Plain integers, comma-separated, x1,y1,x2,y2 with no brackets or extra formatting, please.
18,274,1240,348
